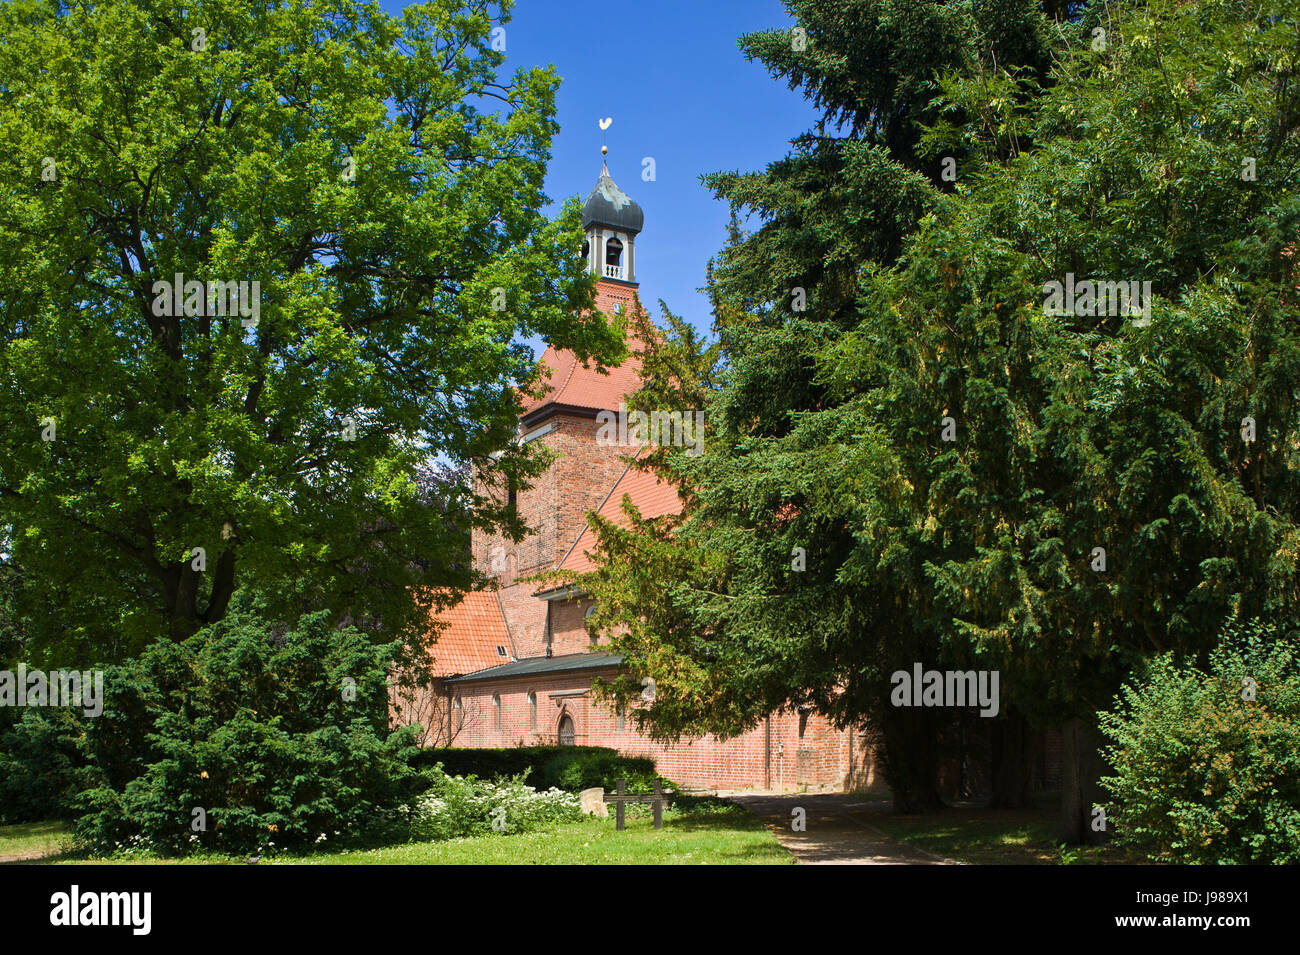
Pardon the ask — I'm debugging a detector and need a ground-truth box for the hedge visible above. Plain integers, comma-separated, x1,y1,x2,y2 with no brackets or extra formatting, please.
409,746,660,792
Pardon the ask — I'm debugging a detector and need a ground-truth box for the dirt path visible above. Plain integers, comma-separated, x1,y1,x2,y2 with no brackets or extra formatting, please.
0,848,61,864
728,792,956,866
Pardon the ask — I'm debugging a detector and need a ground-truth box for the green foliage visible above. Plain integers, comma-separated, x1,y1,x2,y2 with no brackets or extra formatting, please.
69,611,419,857
406,767,581,841
583,0,1075,810
1098,621,1300,864
539,748,658,792
0,707,91,823
409,745,659,792
580,0,1300,816
0,0,620,659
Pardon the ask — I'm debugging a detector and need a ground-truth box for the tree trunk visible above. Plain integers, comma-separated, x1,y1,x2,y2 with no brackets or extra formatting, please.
881,705,945,813
1058,716,1111,844
203,550,237,623
989,709,1034,809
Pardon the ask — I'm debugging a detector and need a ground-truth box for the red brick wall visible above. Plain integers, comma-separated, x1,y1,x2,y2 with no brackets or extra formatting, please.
442,669,851,791
471,413,633,658
594,280,639,316
549,595,597,656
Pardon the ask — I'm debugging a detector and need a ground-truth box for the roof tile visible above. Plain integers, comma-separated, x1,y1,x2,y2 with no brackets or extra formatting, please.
522,281,644,417
556,451,681,577
425,591,513,677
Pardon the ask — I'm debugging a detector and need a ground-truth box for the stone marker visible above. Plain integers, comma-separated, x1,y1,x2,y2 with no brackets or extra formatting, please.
580,787,608,817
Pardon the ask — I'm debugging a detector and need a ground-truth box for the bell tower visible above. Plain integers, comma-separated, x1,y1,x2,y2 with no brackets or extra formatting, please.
581,154,644,287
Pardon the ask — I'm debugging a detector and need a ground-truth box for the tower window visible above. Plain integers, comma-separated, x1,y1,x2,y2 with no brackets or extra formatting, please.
604,235,623,268
582,239,590,259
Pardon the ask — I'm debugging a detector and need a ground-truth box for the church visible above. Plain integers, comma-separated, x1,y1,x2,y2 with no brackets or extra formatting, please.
402,159,861,791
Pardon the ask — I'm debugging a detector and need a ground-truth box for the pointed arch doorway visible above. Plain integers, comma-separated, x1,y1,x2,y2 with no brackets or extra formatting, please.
557,713,576,746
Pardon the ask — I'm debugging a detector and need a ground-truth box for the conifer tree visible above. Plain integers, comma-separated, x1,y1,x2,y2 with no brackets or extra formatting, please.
582,0,1300,833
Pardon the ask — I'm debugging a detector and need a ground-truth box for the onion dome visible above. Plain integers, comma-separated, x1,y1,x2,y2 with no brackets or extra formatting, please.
580,162,644,235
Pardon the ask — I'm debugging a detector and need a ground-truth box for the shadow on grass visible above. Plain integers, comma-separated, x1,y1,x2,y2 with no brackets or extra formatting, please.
856,792,1140,865
4,791,790,865
0,820,82,865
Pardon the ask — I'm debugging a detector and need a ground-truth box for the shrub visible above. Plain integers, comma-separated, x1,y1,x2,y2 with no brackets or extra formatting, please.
409,745,660,792
406,766,581,841
0,706,95,823
540,749,657,792
71,611,419,857
1098,620,1300,864
407,745,557,783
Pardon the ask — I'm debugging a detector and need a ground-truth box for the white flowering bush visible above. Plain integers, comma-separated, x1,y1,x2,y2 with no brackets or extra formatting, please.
406,769,581,841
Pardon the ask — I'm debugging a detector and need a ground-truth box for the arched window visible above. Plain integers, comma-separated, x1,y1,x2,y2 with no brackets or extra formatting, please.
585,603,598,645
527,691,537,730
454,696,463,730
492,693,501,731
604,235,623,268
558,714,575,746
616,703,625,733
582,239,590,260
603,235,624,277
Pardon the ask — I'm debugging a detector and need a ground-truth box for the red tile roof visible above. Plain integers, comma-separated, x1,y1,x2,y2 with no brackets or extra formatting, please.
425,591,513,677
522,279,646,418
554,452,682,577
521,343,644,417
428,286,678,672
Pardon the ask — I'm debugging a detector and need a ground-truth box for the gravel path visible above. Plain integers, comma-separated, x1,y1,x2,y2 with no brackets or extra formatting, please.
728,792,956,865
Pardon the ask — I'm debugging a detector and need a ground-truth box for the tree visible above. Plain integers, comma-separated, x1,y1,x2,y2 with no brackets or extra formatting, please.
582,0,1300,834
0,0,621,660
581,0,1070,813
909,0,1300,838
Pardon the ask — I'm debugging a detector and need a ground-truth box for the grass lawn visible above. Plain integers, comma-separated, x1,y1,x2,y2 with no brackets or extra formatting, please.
3,797,793,866
2,794,1142,865
0,820,74,862
300,806,791,864
862,794,1141,865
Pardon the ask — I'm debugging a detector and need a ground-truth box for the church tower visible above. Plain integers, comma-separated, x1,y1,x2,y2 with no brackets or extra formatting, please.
468,157,648,660
411,157,856,795
581,160,644,316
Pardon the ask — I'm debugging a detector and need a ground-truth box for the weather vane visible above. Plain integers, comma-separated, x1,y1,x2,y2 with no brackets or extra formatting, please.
599,116,612,156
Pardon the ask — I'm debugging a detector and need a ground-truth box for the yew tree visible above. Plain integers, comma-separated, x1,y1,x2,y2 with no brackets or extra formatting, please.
582,0,1300,832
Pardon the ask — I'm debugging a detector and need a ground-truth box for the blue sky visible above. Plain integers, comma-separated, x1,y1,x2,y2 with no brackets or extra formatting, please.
385,0,821,339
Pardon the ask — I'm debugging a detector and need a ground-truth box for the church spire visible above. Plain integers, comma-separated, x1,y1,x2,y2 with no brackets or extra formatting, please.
581,118,642,285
